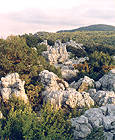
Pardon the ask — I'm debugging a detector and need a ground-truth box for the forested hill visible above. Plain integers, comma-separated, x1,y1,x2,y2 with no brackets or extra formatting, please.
57,24,115,33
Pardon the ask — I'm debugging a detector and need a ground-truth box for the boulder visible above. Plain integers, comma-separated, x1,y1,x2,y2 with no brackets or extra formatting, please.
88,89,115,106
42,40,68,65
39,70,69,93
71,104,115,140
61,68,78,81
70,76,94,92
0,73,28,103
66,40,84,50
66,91,94,108
39,70,94,109
95,69,115,91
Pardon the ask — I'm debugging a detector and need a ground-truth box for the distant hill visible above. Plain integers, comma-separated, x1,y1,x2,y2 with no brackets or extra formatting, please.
57,24,115,33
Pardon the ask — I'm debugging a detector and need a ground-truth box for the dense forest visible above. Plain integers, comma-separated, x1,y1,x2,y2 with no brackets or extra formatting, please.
0,30,115,140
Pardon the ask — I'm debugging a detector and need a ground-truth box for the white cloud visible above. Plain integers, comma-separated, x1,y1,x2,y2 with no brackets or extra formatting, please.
0,0,115,37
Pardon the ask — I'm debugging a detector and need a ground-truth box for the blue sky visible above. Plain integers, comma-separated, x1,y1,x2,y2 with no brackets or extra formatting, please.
0,0,114,37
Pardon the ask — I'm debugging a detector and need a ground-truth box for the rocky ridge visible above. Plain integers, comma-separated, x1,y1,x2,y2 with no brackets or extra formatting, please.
41,40,87,81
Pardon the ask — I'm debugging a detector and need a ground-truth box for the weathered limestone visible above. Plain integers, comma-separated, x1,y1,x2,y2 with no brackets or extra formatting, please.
66,40,84,50
42,40,68,65
41,40,88,81
70,76,94,92
61,66,78,81
66,91,94,108
71,104,115,140
39,70,69,93
0,73,28,103
39,70,94,108
95,69,115,91
88,89,115,106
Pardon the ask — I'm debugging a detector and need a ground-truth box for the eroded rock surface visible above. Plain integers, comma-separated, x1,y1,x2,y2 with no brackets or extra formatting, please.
70,76,94,92
0,73,28,103
42,40,68,65
39,70,94,108
88,89,115,106
41,40,87,81
71,104,115,140
95,69,115,91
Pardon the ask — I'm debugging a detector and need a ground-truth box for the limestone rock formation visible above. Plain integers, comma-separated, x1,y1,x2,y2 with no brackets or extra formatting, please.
70,76,94,92
66,91,94,108
61,66,78,81
71,104,115,140
42,40,68,65
41,40,88,81
95,69,115,91
39,70,94,108
39,70,69,93
0,73,28,103
66,40,84,50
88,89,115,106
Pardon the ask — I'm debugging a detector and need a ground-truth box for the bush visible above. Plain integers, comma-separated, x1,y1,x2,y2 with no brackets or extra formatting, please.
0,100,74,140
0,36,39,77
36,44,47,55
0,99,40,140
38,102,74,140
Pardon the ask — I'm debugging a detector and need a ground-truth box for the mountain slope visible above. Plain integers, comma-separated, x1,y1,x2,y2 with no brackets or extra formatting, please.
57,24,115,33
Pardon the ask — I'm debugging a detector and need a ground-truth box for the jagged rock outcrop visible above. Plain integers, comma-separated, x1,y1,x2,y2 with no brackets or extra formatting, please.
95,69,115,91
61,66,78,81
66,40,84,50
39,70,69,93
88,89,115,106
71,104,115,140
0,73,28,103
42,40,68,65
39,70,94,108
70,76,94,92
41,40,88,81
66,90,94,108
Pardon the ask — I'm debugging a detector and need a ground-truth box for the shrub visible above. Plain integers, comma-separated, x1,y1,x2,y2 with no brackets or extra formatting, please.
38,102,74,140
0,99,40,140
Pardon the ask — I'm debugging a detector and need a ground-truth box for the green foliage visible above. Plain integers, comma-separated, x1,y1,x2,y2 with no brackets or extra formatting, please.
38,102,73,140
88,51,112,80
21,33,43,48
0,36,39,77
0,100,74,140
73,51,113,81
89,51,112,67
66,45,86,57
35,31,115,56
25,84,44,111
36,44,47,55
0,106,39,140
0,98,39,140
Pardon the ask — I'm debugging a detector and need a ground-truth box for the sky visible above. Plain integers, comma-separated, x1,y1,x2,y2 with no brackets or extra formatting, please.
0,0,115,38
